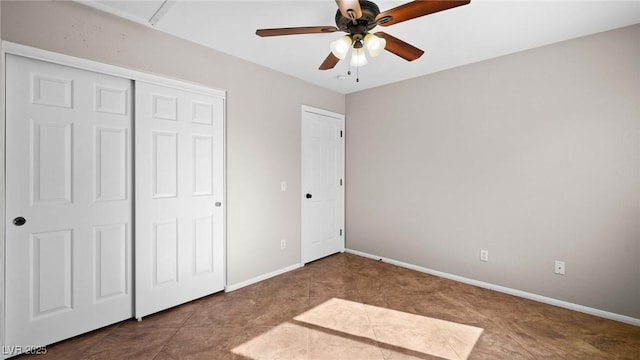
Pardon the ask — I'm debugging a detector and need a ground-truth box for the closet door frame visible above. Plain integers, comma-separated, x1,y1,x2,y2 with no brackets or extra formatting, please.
0,41,227,353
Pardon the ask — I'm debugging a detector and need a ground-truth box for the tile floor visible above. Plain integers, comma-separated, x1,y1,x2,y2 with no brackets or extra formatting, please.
19,253,640,359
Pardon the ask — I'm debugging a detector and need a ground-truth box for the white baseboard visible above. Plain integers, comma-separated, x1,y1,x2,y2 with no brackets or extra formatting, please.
225,263,303,292
345,248,640,327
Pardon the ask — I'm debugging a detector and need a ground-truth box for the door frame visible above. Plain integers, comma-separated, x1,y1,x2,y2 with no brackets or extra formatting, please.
300,105,346,264
0,41,227,354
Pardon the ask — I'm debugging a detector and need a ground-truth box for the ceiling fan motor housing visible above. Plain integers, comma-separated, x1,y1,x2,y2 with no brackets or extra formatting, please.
335,0,381,39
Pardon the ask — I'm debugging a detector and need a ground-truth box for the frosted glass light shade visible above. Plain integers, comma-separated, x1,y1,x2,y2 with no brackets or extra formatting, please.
350,48,367,66
330,36,352,59
364,33,386,57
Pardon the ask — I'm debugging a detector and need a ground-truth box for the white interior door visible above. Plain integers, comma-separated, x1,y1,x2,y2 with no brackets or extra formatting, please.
135,81,225,319
301,106,345,264
5,54,133,350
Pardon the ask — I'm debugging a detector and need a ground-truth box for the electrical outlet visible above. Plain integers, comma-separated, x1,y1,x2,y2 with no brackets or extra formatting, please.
280,239,286,250
555,260,565,275
480,249,489,262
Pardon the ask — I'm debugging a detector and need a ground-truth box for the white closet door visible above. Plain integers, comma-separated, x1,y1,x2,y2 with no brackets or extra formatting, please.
135,81,225,318
5,54,133,350
301,106,345,264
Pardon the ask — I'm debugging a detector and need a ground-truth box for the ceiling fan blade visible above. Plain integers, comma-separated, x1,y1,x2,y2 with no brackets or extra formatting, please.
375,32,424,61
376,0,470,27
319,53,341,70
335,0,363,19
256,26,339,37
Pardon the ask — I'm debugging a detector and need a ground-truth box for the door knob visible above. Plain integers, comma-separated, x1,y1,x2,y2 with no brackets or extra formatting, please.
306,193,312,199
13,217,26,226
215,202,222,207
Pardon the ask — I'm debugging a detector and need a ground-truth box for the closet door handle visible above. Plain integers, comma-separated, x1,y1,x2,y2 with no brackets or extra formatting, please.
306,193,312,199
13,217,26,226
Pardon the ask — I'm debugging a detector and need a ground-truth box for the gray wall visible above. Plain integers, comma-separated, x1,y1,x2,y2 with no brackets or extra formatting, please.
346,24,640,319
0,0,345,286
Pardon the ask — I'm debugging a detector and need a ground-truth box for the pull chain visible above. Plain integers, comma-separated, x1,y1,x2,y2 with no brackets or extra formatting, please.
345,46,360,83
347,46,352,77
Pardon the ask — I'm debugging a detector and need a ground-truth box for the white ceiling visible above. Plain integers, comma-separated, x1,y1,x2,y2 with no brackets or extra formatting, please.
79,0,640,94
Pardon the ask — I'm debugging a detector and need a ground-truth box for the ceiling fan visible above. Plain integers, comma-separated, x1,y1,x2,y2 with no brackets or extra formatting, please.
256,0,471,70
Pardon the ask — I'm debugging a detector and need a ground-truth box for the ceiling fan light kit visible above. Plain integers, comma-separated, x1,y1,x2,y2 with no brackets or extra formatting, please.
330,33,385,64
364,33,386,57
350,48,368,67
256,0,471,74
330,35,352,59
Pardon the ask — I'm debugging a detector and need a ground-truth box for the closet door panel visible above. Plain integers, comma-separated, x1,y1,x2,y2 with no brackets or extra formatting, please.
5,54,133,352
135,81,225,319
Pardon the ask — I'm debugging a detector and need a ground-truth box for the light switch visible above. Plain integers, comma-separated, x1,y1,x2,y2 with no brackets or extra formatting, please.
281,181,286,192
